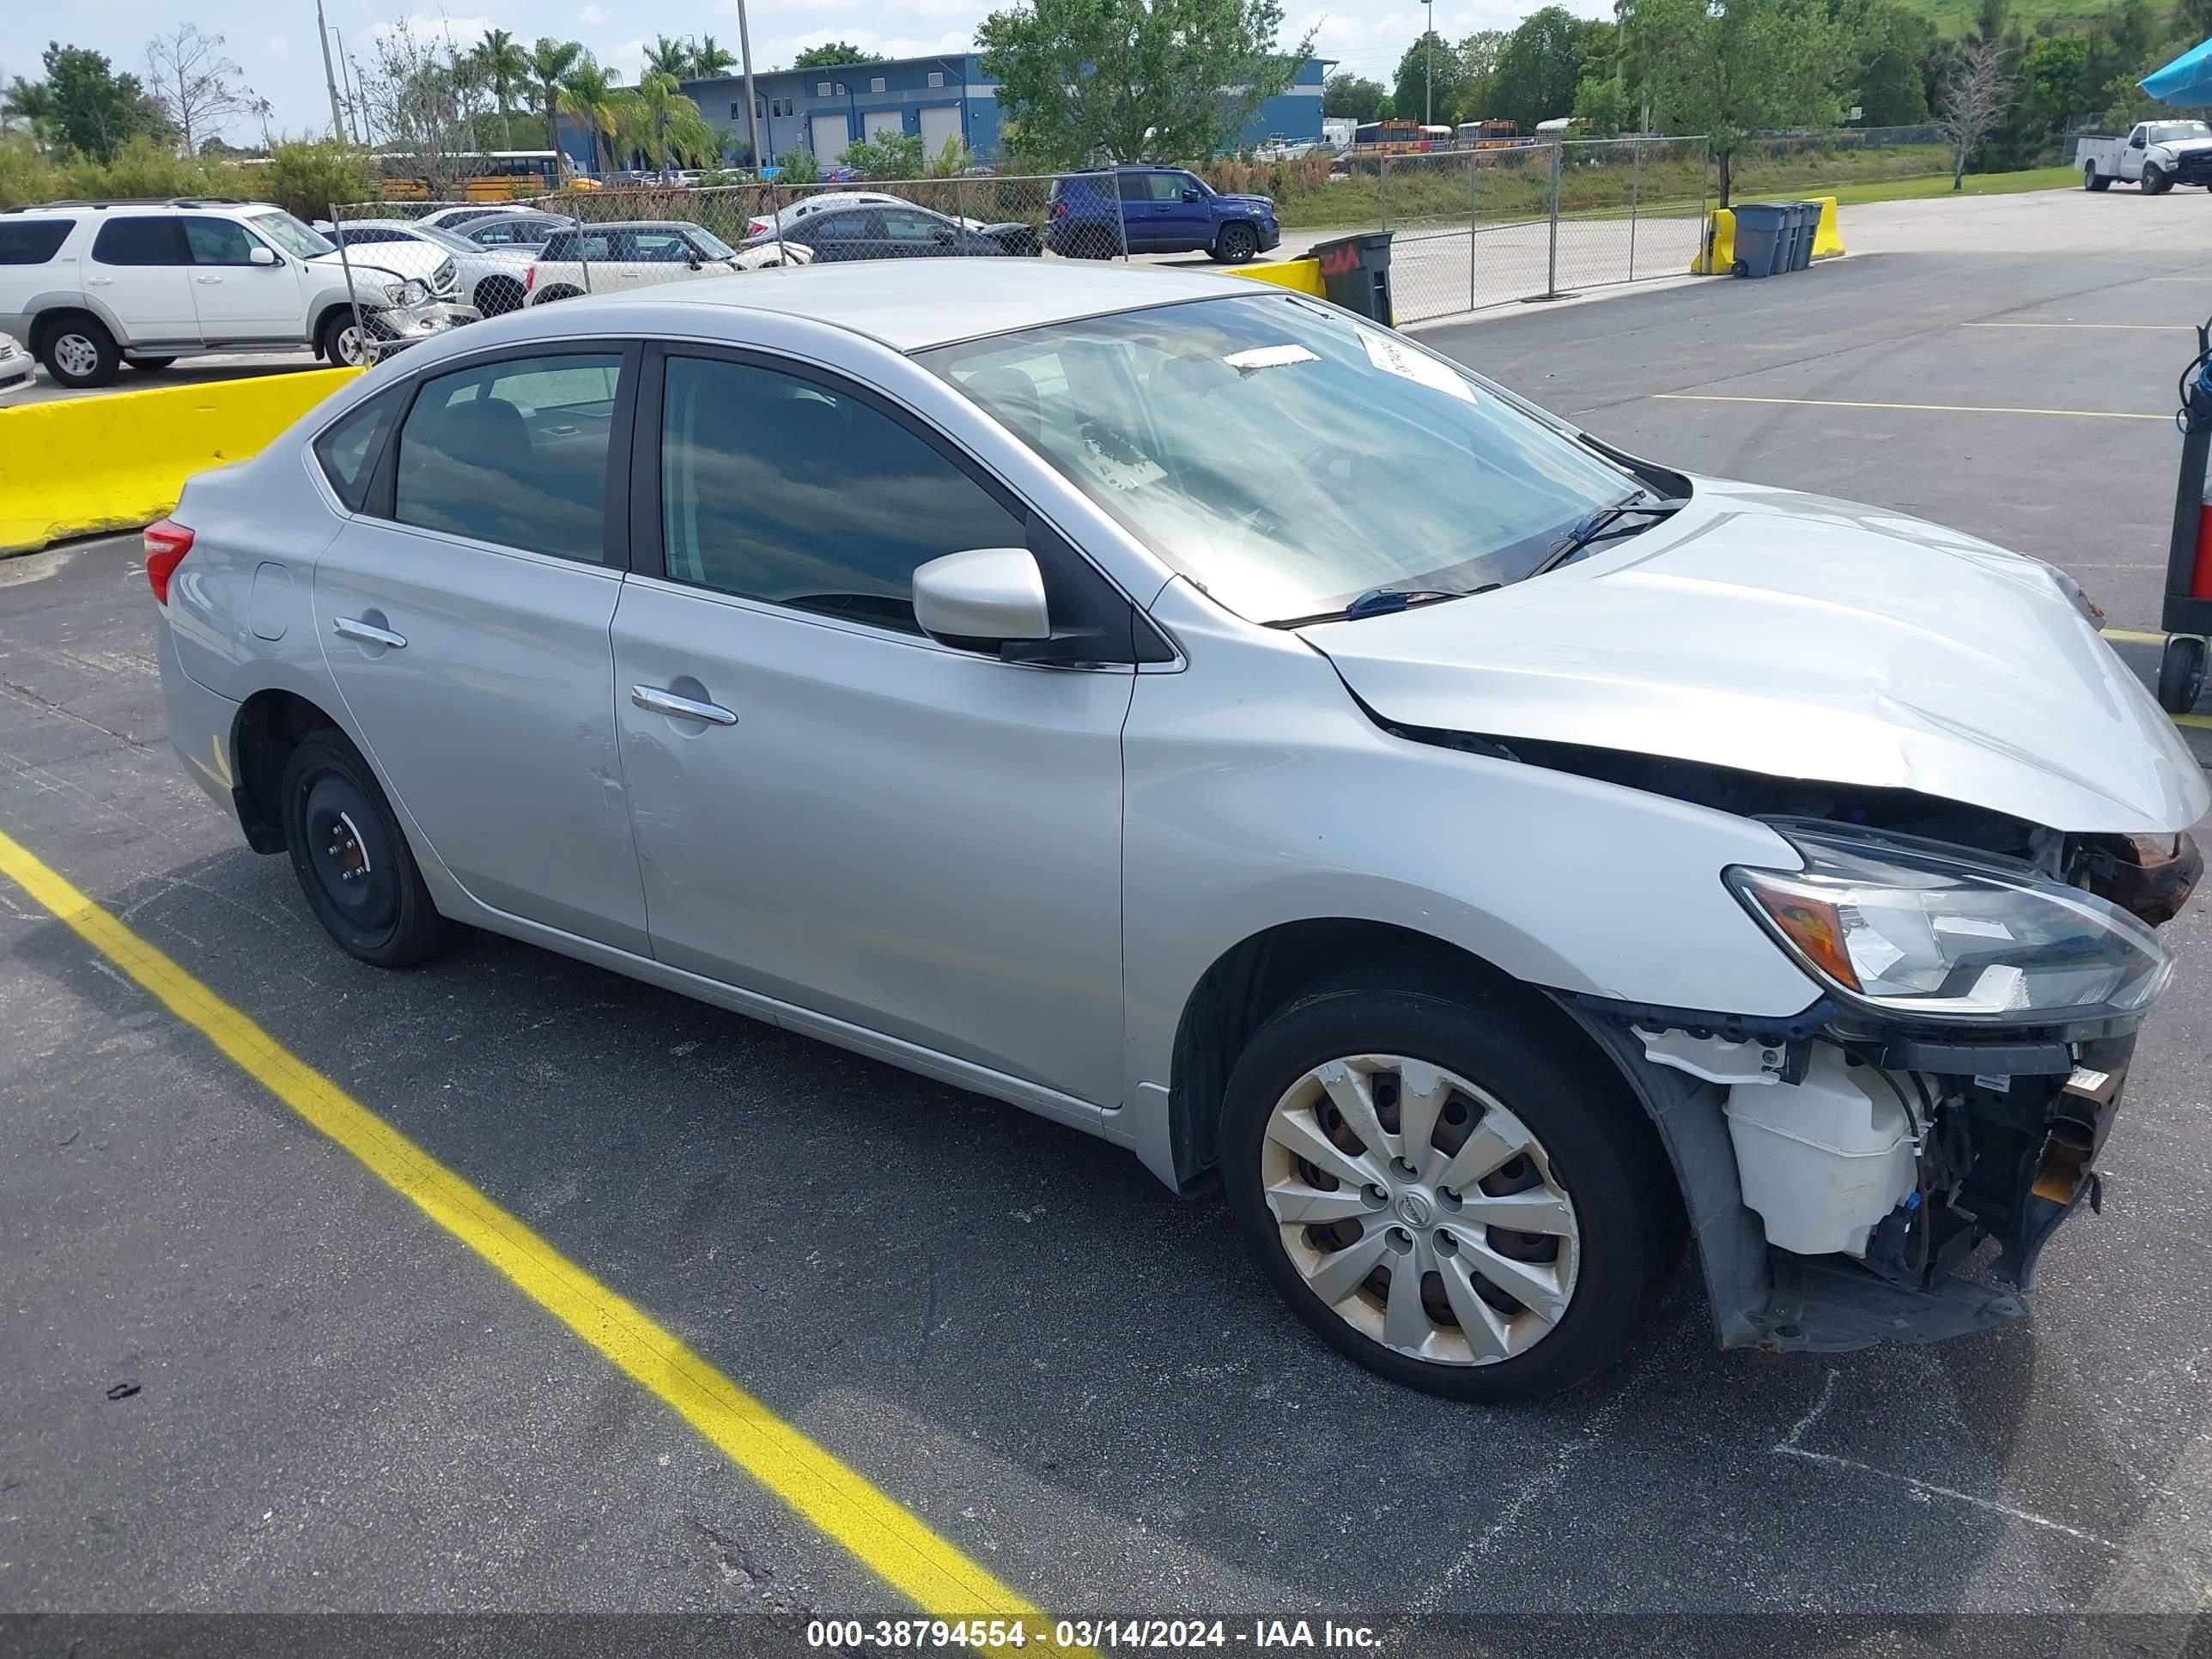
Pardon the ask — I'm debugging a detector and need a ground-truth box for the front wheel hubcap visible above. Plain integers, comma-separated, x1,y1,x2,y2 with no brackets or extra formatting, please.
1261,1054,1580,1365
302,774,397,935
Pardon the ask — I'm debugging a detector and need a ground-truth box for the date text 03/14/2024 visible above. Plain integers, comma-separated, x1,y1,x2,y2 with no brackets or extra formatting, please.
803,1619,1383,1650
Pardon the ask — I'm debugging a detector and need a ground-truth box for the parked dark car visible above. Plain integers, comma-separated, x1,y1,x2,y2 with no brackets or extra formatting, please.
742,202,1033,264
1046,167,1281,263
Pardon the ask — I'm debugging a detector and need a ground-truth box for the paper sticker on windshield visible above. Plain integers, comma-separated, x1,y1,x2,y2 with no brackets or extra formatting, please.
1359,330,1475,404
1223,343,1318,374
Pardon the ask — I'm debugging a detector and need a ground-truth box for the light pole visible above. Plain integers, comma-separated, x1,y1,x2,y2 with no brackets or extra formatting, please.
315,0,346,143
733,0,763,173
1424,0,1435,127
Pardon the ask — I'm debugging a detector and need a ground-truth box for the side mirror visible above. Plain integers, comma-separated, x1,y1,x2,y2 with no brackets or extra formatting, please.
1181,186,1202,202
249,245,279,266
933,227,957,244
913,547,1050,650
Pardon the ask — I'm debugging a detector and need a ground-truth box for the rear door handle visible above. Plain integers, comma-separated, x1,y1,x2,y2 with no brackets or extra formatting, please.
630,685,737,725
332,617,407,648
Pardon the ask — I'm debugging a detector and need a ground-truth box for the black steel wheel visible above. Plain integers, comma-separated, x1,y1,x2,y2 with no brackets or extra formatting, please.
2159,634,2208,714
279,729,447,967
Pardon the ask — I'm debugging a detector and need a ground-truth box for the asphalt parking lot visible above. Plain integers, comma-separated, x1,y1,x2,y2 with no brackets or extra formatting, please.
3,190,2210,1653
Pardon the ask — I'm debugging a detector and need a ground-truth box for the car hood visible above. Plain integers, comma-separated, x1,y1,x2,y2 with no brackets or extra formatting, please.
2149,137,2212,154
1218,193,1275,212
1297,477,2209,835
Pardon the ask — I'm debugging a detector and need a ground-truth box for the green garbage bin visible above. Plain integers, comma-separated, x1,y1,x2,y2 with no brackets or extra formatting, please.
1729,203,1790,278
1312,231,1395,324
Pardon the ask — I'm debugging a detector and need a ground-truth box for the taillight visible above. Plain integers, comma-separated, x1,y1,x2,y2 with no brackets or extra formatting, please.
1050,199,1067,219
143,518,193,605
746,217,769,237
525,264,537,292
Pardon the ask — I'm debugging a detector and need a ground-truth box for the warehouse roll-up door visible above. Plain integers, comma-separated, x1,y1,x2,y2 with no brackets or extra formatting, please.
918,105,961,158
864,110,902,141
808,112,849,158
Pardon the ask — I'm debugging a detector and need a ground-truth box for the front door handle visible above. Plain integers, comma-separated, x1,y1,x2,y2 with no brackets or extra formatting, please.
195,275,223,284
332,617,407,649
630,685,737,725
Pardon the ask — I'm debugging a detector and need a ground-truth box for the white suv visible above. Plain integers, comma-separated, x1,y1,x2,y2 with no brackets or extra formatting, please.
0,198,465,388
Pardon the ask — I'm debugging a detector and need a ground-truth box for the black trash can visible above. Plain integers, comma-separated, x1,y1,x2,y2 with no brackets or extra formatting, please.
1788,200,1817,270
1728,203,1790,278
1312,231,1394,325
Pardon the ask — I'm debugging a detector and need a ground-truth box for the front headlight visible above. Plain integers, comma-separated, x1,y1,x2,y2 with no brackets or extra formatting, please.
381,277,430,307
1726,822,2171,1024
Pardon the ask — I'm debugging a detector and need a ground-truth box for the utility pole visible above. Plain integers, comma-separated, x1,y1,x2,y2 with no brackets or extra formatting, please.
334,27,362,145
316,0,347,143
734,0,763,173
1424,0,1435,127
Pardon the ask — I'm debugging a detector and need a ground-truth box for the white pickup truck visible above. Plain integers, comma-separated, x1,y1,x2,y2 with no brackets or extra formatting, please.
2079,119,2212,193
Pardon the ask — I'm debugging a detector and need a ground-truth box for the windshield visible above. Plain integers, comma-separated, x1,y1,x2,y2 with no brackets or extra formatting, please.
409,222,480,254
690,225,737,258
250,210,333,258
2149,122,2212,143
923,294,1641,623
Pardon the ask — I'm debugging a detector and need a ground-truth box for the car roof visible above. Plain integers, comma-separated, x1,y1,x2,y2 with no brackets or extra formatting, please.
549,220,697,234
574,259,1261,350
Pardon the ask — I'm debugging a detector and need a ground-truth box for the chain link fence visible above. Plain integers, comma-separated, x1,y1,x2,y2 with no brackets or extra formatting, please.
1374,137,1709,324
327,172,1125,354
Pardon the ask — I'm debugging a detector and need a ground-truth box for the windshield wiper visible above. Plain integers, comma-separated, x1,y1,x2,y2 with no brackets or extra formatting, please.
1528,494,1686,577
1276,586,1473,627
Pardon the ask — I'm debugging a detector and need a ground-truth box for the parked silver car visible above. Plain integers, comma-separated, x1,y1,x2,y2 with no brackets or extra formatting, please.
155,263,2204,1400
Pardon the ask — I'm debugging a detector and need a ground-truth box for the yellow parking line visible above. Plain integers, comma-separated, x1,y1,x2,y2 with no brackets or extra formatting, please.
1961,322,2194,331
1652,393,2166,421
2102,628,2168,645
0,825,1079,1645
2179,712,2212,731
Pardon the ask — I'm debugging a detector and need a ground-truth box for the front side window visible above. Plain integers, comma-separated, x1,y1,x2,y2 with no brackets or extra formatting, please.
881,210,947,244
659,354,1025,631
392,353,625,562
313,392,398,510
184,216,260,265
1147,173,1187,201
91,217,185,266
926,294,1639,625
0,221,71,264
809,210,883,246
248,210,333,258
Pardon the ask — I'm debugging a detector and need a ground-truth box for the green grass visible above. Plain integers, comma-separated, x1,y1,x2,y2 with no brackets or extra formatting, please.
1819,164,2082,204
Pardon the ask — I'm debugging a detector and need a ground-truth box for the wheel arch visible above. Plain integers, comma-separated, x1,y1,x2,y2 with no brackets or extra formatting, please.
230,687,343,853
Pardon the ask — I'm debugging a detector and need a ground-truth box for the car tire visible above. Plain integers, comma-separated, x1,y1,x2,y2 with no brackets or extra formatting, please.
125,355,179,371
1220,966,1683,1402
532,284,585,304
474,276,525,318
2159,634,2208,714
2084,164,2110,191
34,315,119,388
317,308,370,368
279,728,448,969
1211,222,1261,264
2144,162,2170,194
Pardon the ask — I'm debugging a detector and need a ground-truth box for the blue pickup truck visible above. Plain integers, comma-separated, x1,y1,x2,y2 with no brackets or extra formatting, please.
1046,167,1283,263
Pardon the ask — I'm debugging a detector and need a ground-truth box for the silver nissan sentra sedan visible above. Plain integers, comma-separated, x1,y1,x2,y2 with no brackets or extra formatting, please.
154,261,2204,1401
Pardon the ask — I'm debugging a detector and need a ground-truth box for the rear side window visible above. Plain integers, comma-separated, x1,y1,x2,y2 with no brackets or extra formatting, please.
92,217,185,266
392,353,626,562
313,392,398,512
0,221,71,264
658,354,1025,631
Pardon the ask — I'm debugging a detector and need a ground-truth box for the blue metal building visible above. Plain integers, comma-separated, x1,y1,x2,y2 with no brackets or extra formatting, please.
677,51,1328,171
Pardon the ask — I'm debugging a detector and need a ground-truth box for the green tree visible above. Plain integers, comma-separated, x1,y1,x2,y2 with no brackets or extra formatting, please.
792,42,871,70
530,37,582,160
558,56,623,174
261,137,374,218
1458,29,1505,123
1839,0,1932,127
39,42,169,163
840,129,925,176
472,27,527,152
689,35,738,79
1322,71,1388,121
1572,74,1632,135
977,0,1314,167
775,143,819,183
3,76,59,148
1394,31,1466,125
1491,8,1589,132
1628,0,1845,204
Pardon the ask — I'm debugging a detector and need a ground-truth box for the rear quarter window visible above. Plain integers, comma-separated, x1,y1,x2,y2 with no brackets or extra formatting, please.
0,221,73,264
313,392,399,512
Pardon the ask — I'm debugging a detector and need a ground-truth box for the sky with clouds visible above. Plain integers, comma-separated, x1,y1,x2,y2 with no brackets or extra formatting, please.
5,0,1609,148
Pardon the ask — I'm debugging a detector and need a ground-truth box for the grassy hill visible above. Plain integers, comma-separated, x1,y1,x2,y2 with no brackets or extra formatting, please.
1902,0,2138,33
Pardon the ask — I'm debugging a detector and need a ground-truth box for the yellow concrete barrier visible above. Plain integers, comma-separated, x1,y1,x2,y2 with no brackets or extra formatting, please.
0,367,361,556
1225,258,1328,298
1692,198,1844,276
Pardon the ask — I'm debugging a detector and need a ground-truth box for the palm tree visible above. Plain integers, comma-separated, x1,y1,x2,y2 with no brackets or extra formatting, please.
644,35,690,83
530,37,582,167
475,27,528,154
558,56,623,176
3,75,58,149
629,70,716,177
689,35,737,79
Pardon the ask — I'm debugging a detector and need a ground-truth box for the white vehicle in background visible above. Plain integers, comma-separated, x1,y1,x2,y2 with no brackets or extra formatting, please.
0,198,463,386
2079,120,2212,191
743,190,1000,240
524,221,809,305
331,218,536,318
0,331,33,394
